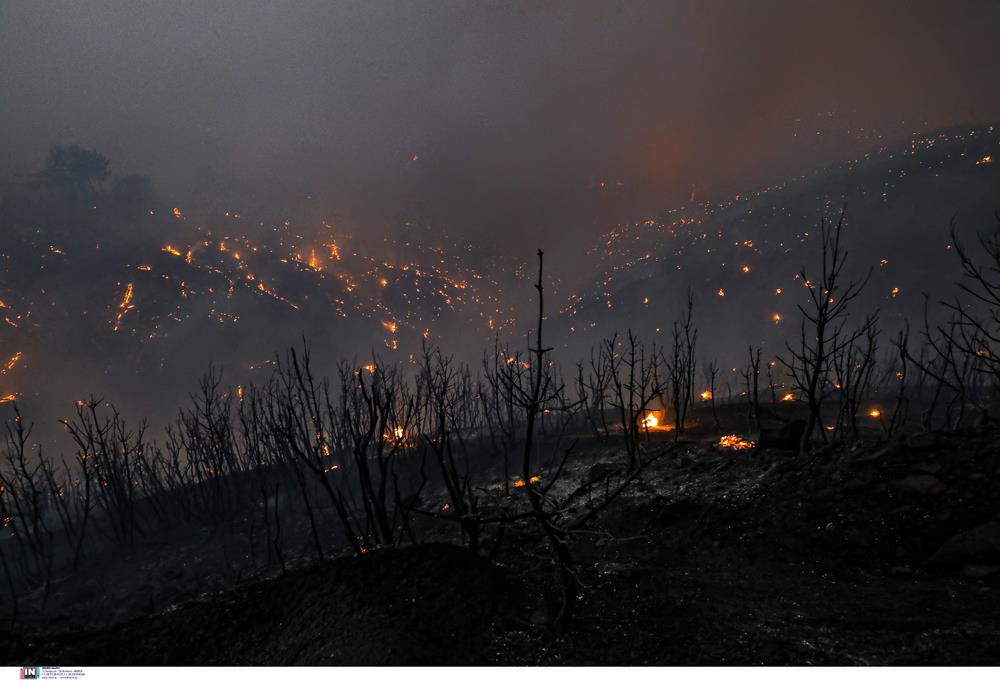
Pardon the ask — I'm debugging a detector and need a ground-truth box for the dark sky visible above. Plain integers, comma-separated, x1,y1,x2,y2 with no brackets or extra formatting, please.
3,1,1000,252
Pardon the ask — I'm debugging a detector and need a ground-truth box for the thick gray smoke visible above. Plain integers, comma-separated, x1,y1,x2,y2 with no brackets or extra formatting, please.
3,1,1000,262
2,1,1000,448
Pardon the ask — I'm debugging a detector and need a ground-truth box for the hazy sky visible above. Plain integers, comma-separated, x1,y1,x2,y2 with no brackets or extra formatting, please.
3,0,1000,249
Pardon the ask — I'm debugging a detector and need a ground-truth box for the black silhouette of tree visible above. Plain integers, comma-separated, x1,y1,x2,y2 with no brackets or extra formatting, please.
38,145,110,195
108,173,153,215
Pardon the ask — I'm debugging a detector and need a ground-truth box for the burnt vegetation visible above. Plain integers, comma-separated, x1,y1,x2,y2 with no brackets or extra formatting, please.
3,210,1000,664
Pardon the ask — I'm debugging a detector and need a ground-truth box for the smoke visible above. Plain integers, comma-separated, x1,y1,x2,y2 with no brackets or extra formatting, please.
2,0,999,265
3,1,1000,448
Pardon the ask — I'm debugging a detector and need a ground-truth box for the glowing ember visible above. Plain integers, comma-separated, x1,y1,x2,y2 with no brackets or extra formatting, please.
2,352,22,375
891,286,900,298
112,283,135,332
718,434,756,450
772,312,782,323
717,288,726,297
172,207,183,218
514,475,542,488
868,408,882,418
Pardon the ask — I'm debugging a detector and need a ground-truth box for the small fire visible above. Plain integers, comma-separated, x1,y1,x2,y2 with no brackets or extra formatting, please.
891,286,900,298
976,155,993,165
718,434,755,450
112,283,135,332
781,393,796,402
172,207,183,218
700,390,713,400
162,245,182,257
514,475,542,488
741,264,751,273
868,408,882,418
641,412,659,428
772,312,782,323
0,393,17,404
383,426,406,445
2,352,22,374
717,288,726,297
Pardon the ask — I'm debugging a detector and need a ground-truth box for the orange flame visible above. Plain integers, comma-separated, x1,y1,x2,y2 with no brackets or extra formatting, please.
718,434,755,450
112,283,135,332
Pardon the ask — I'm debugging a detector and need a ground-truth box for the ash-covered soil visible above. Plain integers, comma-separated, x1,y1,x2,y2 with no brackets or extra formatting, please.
5,426,1000,665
